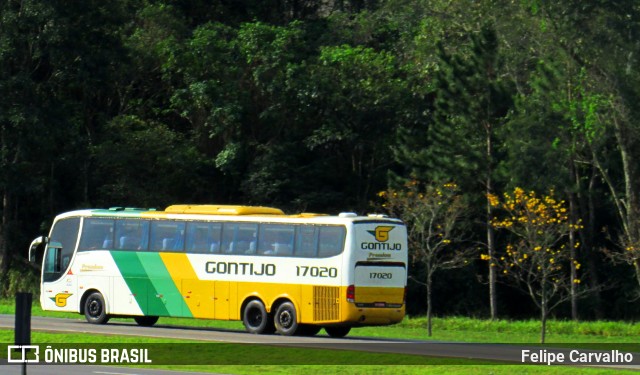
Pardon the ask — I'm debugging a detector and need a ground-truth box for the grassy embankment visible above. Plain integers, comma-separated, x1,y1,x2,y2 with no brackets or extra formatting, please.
1,298,637,343
1,299,638,374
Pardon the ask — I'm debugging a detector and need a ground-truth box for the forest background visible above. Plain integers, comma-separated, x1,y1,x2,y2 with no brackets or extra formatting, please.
1,0,640,321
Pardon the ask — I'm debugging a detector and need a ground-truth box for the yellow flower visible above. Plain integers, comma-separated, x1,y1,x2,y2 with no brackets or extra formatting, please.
487,193,500,207
480,254,491,261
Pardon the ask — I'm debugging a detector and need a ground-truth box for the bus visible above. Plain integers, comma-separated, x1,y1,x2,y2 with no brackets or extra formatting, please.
28,205,407,337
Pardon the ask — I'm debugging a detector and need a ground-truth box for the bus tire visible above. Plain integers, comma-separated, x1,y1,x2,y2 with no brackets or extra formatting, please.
296,324,321,336
243,300,271,334
134,316,159,327
325,326,351,338
84,292,109,324
274,301,298,336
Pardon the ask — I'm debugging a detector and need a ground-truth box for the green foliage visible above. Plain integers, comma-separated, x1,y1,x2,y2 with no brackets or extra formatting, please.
1,267,39,297
2,0,640,321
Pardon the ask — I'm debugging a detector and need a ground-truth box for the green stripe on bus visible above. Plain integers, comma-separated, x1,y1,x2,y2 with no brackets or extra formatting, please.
136,252,192,318
110,251,170,316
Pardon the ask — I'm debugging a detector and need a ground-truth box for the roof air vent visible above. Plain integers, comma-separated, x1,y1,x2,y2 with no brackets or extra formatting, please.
338,212,358,218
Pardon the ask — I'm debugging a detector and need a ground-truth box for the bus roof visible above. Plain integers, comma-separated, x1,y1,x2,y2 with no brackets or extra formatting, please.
54,205,403,225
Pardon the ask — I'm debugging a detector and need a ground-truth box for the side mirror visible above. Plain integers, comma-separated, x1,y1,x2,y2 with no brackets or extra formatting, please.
28,236,48,263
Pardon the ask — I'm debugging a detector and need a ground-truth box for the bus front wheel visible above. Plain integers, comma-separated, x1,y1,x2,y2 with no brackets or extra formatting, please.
243,300,273,334
325,326,351,338
274,301,298,336
84,292,109,324
134,316,159,327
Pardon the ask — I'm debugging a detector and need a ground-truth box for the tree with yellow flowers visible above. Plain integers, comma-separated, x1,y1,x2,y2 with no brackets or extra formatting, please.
487,188,584,343
379,181,474,336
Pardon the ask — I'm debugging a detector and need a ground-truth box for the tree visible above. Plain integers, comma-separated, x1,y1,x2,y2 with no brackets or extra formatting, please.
504,61,604,320
379,181,474,336
532,0,640,307
487,188,584,343
429,24,513,320
300,43,405,210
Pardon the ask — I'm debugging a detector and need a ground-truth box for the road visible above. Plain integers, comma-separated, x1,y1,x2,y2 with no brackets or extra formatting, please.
1,314,639,373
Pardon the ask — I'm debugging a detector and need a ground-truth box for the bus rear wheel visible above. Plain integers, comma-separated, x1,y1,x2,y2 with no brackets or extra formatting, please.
243,300,273,334
134,316,159,327
84,292,109,324
274,301,298,336
325,326,351,338
296,324,321,336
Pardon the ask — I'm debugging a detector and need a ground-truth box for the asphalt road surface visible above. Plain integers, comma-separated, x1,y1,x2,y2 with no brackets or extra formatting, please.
1,314,639,373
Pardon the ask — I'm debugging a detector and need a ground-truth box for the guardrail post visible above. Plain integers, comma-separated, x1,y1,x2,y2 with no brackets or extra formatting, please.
15,292,32,375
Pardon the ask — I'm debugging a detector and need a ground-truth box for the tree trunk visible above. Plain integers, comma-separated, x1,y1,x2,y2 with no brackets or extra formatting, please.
582,165,603,318
0,190,10,296
488,221,497,320
426,277,433,337
486,127,497,320
613,115,640,291
540,282,547,344
635,260,640,295
540,307,547,344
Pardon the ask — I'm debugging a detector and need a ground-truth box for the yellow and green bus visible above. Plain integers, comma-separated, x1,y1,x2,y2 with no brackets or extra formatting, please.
28,205,407,337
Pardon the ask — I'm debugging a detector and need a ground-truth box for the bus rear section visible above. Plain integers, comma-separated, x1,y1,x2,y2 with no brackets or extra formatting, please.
342,221,408,326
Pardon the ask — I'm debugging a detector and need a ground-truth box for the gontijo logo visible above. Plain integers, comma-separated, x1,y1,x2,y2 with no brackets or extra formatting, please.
362,226,401,250
50,293,73,307
367,226,394,242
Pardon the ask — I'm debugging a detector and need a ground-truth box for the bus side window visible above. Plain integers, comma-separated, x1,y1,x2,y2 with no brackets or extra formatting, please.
238,224,258,254
186,222,221,254
222,223,257,254
221,223,235,253
295,226,318,257
79,218,114,251
115,219,149,251
260,224,294,256
318,226,346,257
44,247,61,274
150,220,185,252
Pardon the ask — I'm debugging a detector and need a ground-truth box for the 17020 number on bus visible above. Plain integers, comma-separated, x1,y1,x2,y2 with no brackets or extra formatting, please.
370,272,393,279
296,266,338,278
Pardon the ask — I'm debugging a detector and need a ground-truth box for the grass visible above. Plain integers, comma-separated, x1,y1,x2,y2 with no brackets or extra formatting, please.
1,330,637,375
2,298,638,344
2,298,639,374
